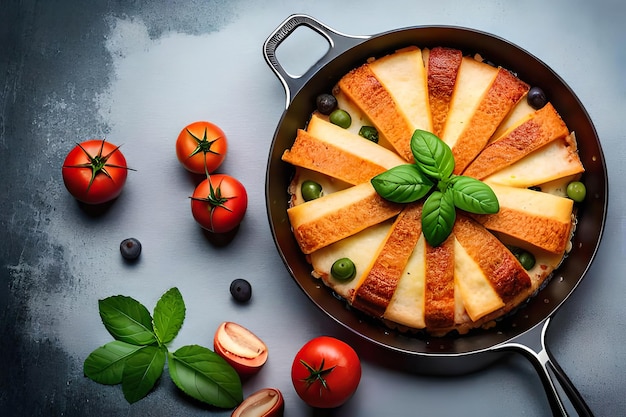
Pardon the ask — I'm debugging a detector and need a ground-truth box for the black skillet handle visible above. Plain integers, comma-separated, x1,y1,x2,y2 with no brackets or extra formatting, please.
494,318,594,417
262,14,369,109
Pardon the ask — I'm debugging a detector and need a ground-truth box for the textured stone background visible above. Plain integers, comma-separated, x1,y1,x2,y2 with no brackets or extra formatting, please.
1,0,624,415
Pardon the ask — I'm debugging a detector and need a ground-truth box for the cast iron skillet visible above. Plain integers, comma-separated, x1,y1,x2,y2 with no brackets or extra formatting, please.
263,14,607,416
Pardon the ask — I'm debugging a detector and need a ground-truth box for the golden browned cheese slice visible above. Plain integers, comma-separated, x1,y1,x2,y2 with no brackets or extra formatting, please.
368,46,433,135
463,103,570,179
338,64,415,162
424,236,456,329
426,47,462,138
351,203,423,317
287,182,402,254
475,183,574,254
449,68,529,173
281,115,405,185
454,216,531,304
484,133,584,188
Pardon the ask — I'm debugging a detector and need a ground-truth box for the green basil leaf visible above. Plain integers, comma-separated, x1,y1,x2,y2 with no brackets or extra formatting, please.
153,287,185,345
99,295,157,346
410,129,455,180
450,176,499,214
422,190,456,247
121,345,167,404
83,341,145,385
371,164,434,203
169,345,243,409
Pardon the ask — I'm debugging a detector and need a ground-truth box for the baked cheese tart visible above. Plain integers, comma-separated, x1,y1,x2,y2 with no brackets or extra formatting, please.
282,46,584,336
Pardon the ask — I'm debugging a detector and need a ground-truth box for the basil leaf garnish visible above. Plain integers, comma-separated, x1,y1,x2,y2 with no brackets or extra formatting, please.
450,175,499,214
83,341,146,385
371,164,434,203
99,295,157,346
169,345,243,408
410,129,455,180
153,287,186,345
122,345,167,404
422,191,456,247
371,129,499,246
86,288,244,407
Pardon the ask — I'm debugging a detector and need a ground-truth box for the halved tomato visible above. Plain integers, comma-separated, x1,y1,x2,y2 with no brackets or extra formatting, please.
231,388,284,417
213,322,268,376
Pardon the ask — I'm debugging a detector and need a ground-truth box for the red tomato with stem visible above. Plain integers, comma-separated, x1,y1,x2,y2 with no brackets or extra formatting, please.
291,336,361,408
190,174,247,233
176,121,228,174
62,139,132,205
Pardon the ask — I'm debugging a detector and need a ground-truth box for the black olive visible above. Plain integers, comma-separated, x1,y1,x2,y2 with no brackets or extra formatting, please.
316,93,338,115
230,279,252,302
120,238,142,260
527,86,547,109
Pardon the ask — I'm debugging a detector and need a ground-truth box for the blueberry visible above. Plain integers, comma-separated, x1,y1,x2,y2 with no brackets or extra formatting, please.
120,238,142,260
316,93,337,115
527,86,547,109
230,279,252,302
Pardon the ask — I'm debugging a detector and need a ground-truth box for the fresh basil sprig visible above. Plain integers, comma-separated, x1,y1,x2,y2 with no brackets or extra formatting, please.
84,287,243,408
370,164,433,203
371,129,499,246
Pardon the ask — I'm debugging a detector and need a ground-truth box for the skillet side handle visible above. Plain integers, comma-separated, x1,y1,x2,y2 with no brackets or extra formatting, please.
262,14,369,108
495,318,594,417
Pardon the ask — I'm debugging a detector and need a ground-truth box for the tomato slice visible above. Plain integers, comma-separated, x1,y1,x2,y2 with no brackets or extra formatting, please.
213,322,268,376
231,388,284,417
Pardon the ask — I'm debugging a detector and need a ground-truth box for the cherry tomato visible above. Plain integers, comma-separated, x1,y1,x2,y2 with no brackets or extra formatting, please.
213,322,268,376
190,174,247,233
62,139,131,205
291,336,361,408
176,121,228,174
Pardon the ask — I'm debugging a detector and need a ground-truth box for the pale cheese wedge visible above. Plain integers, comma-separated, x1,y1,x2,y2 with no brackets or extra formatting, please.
368,46,433,134
454,239,505,321
484,134,584,187
310,220,394,300
441,57,499,149
383,235,427,329
490,95,536,142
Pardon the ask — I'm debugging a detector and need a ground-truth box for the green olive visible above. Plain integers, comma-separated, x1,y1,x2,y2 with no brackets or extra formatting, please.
516,250,536,270
329,109,352,129
359,126,379,143
566,181,586,203
331,258,356,281
301,180,322,202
